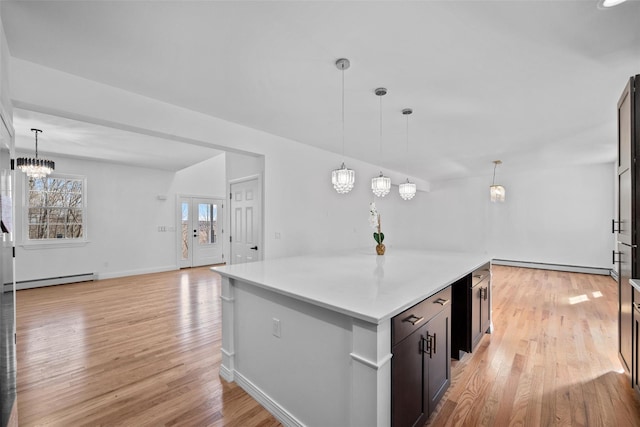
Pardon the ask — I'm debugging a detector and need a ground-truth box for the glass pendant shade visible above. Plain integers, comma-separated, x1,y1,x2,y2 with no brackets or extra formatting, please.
490,184,506,202
18,129,55,178
399,179,416,200
371,172,391,197
332,162,355,194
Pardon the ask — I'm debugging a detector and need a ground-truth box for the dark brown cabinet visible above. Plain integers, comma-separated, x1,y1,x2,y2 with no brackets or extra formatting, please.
451,263,491,358
633,286,640,394
391,287,451,427
616,75,640,385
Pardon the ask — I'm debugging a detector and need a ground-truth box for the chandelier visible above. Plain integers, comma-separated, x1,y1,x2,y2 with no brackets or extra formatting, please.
399,108,416,200
331,58,355,194
371,88,390,197
490,160,505,202
17,129,55,178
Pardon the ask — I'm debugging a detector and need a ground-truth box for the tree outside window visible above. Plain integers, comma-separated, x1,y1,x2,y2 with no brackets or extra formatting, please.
27,176,85,240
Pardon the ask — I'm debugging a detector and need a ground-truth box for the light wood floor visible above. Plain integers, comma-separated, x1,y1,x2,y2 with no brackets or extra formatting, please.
16,265,640,426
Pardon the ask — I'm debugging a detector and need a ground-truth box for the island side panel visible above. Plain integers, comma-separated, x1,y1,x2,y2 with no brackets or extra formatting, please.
222,278,393,427
350,318,392,427
220,276,236,382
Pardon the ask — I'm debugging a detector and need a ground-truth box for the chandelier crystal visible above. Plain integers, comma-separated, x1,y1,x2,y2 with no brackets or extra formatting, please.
371,88,390,197
17,129,55,178
399,108,416,200
331,58,355,194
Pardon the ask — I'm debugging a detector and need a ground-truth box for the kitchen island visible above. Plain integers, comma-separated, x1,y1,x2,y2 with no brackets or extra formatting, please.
213,249,491,427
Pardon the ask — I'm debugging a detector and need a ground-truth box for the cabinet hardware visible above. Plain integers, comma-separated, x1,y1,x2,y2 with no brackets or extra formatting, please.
613,250,622,264
434,298,450,306
613,219,622,233
422,335,433,357
250,246,258,251
425,332,436,358
483,287,488,301
403,314,424,325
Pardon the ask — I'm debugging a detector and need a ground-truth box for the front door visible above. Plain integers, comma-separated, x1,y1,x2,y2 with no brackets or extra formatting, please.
179,197,224,268
230,177,262,264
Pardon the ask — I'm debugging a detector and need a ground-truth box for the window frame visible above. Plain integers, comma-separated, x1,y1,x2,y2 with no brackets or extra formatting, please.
21,172,88,248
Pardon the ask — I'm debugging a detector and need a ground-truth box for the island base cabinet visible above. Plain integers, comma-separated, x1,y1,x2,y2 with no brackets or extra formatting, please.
391,287,452,427
452,263,491,358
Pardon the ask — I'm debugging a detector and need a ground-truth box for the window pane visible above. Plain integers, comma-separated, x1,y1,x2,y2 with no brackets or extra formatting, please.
28,225,45,239
26,175,85,241
67,224,82,238
182,202,189,260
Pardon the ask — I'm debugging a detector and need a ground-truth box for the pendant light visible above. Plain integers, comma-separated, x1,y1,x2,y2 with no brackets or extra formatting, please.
490,160,505,202
399,108,417,200
331,58,355,194
371,88,390,197
17,129,55,178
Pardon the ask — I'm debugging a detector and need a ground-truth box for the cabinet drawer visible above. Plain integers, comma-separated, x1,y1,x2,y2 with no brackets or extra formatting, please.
392,287,452,346
472,263,491,286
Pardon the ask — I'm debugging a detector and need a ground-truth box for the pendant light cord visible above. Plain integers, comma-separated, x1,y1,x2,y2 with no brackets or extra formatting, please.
405,113,409,175
492,162,497,185
379,94,383,164
32,129,42,159
341,66,345,157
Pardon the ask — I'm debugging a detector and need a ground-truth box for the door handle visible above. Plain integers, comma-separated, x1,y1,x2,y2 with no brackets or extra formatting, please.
250,246,258,250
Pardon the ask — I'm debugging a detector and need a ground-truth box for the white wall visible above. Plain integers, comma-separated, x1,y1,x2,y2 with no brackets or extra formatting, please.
15,151,227,283
173,152,226,197
15,155,177,282
10,58,615,276
397,162,614,269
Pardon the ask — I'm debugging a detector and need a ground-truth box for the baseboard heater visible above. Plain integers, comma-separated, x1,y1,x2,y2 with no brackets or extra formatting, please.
16,273,96,290
491,259,611,276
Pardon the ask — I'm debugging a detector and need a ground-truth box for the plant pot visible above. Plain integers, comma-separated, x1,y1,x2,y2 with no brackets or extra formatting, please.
376,243,386,255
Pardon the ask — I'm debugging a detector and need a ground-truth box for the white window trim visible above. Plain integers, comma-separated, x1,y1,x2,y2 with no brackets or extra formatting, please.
21,172,88,248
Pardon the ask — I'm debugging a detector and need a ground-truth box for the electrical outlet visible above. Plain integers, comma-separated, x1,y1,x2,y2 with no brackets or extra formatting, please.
272,318,281,338
275,232,281,240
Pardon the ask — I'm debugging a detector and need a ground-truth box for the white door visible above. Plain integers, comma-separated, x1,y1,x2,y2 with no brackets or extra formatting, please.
230,177,262,264
179,197,224,267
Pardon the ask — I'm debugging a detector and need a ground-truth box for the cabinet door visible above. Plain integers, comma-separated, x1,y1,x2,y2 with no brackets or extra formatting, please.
620,243,633,373
633,287,640,393
480,282,491,336
426,306,451,415
471,282,483,349
391,326,427,427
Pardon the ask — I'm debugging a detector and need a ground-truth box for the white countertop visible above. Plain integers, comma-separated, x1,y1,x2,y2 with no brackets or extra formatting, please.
630,279,640,292
213,249,491,324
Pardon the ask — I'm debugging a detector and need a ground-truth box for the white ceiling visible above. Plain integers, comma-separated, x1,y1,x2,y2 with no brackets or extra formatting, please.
2,1,640,181
13,108,224,171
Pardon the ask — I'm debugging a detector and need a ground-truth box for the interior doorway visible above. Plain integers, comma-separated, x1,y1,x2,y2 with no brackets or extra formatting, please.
179,196,224,268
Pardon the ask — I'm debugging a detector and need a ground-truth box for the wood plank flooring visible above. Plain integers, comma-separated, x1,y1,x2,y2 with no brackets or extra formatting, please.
15,265,640,426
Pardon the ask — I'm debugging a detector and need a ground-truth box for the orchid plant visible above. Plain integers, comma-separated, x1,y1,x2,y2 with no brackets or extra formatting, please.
369,202,384,246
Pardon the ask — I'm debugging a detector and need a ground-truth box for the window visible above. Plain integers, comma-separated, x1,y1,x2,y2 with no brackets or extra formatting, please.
25,175,86,242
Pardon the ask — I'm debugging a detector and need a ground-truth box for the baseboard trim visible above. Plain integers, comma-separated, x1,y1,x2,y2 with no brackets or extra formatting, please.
610,269,619,282
16,273,95,290
219,364,234,382
492,259,611,276
234,371,305,427
96,265,178,280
